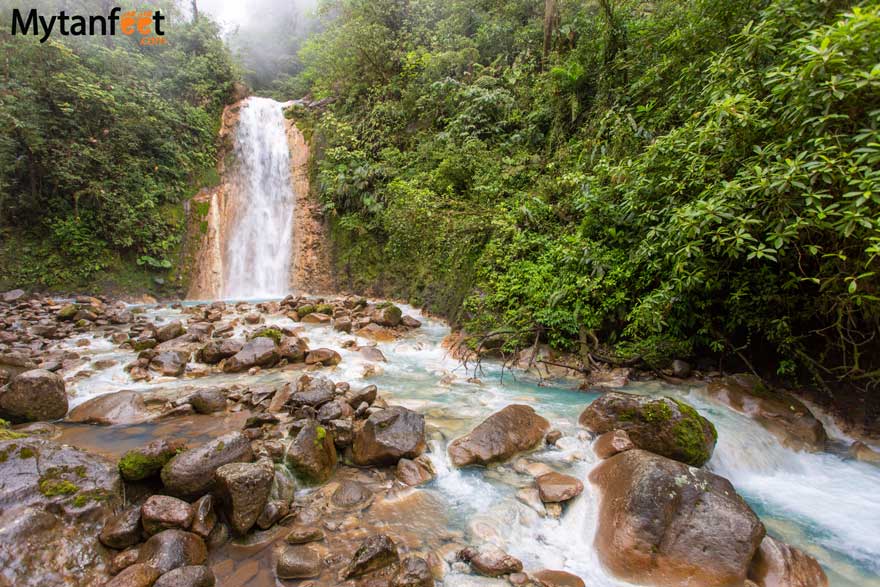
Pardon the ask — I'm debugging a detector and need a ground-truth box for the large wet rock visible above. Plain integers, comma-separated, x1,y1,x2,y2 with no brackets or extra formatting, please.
371,304,403,327
0,438,122,587
448,405,549,467
352,406,426,466
342,534,400,579
0,369,68,422
331,480,373,510
284,419,337,483
106,563,161,587
289,375,336,408
118,438,186,481
156,321,185,343
222,337,279,373
142,495,194,535
137,529,207,575
748,536,828,587
579,392,717,466
100,505,143,549
590,449,765,587
393,555,434,587
161,432,253,497
535,472,583,503
278,336,308,362
459,546,523,577
198,339,243,364
150,350,190,377
706,374,826,450
214,459,274,535
153,565,216,587
67,390,152,425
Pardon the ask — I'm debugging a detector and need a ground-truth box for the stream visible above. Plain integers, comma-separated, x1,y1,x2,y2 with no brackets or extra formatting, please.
54,301,880,587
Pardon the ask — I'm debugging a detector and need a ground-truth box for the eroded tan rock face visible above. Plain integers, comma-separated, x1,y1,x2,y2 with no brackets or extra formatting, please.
590,449,765,587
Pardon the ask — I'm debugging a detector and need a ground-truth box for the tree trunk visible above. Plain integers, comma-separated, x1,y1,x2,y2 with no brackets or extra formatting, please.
192,0,199,22
542,0,560,67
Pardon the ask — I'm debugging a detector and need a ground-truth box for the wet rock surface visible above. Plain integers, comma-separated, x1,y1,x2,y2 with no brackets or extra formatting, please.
579,391,717,466
353,406,426,466
0,369,68,422
161,432,253,497
448,404,549,467
590,449,765,587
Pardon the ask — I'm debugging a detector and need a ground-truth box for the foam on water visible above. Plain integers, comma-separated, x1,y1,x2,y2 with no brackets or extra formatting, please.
55,302,880,586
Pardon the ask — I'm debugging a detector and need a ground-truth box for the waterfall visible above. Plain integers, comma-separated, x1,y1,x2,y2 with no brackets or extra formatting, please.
222,97,295,299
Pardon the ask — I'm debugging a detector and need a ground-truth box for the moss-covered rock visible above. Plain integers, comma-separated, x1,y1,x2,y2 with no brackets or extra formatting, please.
579,392,717,466
118,439,186,481
253,327,284,345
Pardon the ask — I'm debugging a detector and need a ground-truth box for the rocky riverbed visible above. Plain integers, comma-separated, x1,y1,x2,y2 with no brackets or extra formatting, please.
1,289,879,587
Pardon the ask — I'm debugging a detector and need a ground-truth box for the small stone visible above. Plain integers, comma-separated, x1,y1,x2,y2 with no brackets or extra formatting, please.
141,495,194,535
105,563,161,587
153,565,216,587
342,534,399,579
277,545,323,579
392,555,434,587
592,429,635,460
100,505,143,550
535,472,584,503
285,525,325,544
189,495,216,539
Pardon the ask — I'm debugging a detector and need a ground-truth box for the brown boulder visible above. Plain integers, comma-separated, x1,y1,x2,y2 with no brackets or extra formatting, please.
106,563,161,587
535,472,584,503
590,449,765,587
284,420,337,483
277,544,323,579
592,429,635,460
579,392,717,466
150,350,190,377
448,405,549,467
393,555,434,587
305,348,342,366
141,495,194,535
352,406,426,466
748,536,828,587
459,546,523,577
222,337,279,373
0,369,68,422
137,529,207,575
342,534,399,579
197,339,243,364
214,459,275,534
68,390,151,426
153,565,215,587
160,432,253,497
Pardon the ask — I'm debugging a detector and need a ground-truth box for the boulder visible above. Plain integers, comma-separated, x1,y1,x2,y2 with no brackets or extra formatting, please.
316,399,353,423
590,449,765,587
189,388,226,414
101,505,143,549
68,390,151,426
161,432,253,497
284,419,337,483
706,374,826,450
150,350,190,377
106,564,161,587
137,529,207,575
285,525,324,544
0,438,122,587
532,570,586,587
0,369,68,422
748,536,828,587
289,375,336,408
352,406,426,466
278,336,308,362
156,321,185,343
214,459,275,534
579,392,717,466
277,544,323,579
118,438,185,481
447,405,549,467
305,348,342,366
302,312,332,324
371,304,403,327
395,457,435,487
345,384,377,408
1,289,25,302
849,441,880,465
198,339,242,364
141,495,194,535
592,429,635,460
222,337,279,373
153,565,216,587
459,546,523,577
342,534,400,579
331,480,373,510
535,472,584,503
393,555,434,587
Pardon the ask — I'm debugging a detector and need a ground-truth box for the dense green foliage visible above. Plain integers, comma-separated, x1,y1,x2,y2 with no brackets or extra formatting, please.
0,1,237,290
296,0,880,388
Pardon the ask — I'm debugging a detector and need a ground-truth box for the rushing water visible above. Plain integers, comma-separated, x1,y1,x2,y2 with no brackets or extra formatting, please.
222,97,295,299
59,303,880,587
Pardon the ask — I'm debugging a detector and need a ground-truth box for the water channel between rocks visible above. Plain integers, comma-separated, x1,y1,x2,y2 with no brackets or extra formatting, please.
56,302,880,587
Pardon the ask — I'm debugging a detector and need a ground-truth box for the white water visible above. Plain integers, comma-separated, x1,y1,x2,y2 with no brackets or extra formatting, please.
222,97,295,299
59,304,880,586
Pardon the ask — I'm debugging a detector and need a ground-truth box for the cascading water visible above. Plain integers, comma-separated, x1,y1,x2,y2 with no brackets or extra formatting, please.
222,97,295,299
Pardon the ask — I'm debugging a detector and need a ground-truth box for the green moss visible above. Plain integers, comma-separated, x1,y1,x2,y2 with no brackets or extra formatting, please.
254,327,284,345
314,425,327,446
671,399,716,466
643,400,672,423
315,304,334,315
297,304,316,317
0,429,26,441
39,478,78,497
193,200,211,219
118,451,166,481
18,447,35,459
72,489,111,508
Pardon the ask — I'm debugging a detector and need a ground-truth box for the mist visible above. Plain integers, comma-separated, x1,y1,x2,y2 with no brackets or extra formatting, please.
194,0,321,93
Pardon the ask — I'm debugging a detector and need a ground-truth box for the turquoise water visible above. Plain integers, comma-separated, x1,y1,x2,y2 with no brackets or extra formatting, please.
60,302,880,586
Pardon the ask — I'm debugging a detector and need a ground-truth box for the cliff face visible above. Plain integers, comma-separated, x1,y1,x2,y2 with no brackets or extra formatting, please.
184,99,335,300
285,118,335,295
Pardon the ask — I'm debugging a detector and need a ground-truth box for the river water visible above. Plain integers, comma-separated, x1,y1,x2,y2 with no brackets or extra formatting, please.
57,303,880,587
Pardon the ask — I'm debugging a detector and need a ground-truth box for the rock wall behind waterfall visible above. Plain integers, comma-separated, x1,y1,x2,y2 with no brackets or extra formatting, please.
184,99,335,300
